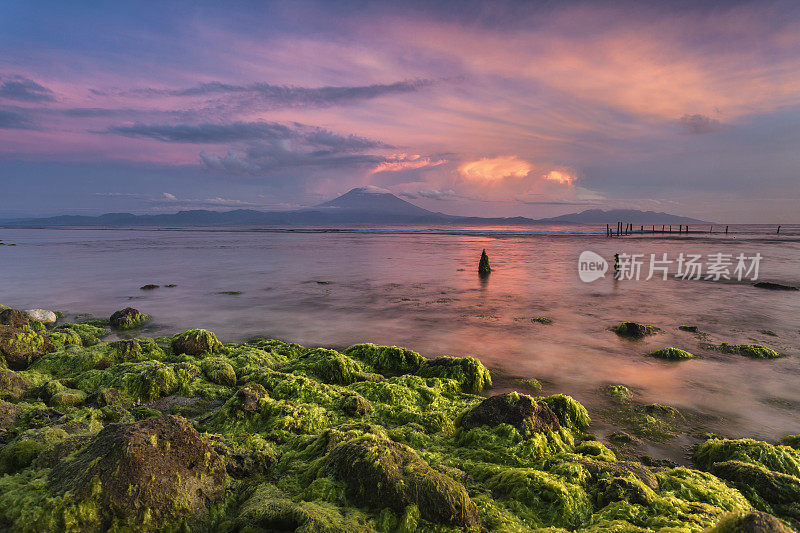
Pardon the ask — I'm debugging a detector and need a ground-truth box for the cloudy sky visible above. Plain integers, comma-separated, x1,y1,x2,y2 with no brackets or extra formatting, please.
1,0,799,221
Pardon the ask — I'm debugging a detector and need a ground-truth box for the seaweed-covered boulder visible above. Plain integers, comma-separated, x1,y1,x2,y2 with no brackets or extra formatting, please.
339,392,372,417
540,393,591,431
233,383,269,414
707,511,795,533
110,339,142,361
49,415,226,529
0,369,29,401
0,325,54,370
201,357,237,386
326,435,480,528
417,356,492,394
0,399,20,431
459,392,561,437
0,308,30,328
344,343,424,376
597,474,656,507
109,307,150,330
613,322,659,338
719,343,782,359
25,309,57,324
478,249,491,275
284,348,364,385
710,461,800,507
648,347,696,360
171,329,222,356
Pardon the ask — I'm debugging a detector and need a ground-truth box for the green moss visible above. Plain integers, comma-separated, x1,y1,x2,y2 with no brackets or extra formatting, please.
718,343,782,359
656,467,752,512
605,385,633,401
46,329,84,349
705,511,794,533
695,438,800,478
343,343,424,376
517,378,542,391
0,426,69,474
171,329,222,356
540,394,591,431
648,347,696,360
532,317,553,324
53,323,107,346
201,357,237,386
109,308,150,330
284,348,365,385
417,355,492,394
613,322,659,338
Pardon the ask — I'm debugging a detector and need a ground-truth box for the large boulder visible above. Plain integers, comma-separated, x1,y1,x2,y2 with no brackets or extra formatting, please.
326,435,480,528
171,329,222,356
0,325,54,370
24,309,57,324
49,415,226,529
459,392,561,437
109,307,150,330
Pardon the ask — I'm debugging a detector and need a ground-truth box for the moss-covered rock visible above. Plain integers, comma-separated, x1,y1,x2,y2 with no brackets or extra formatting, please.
339,392,372,417
55,323,107,346
540,393,591,431
719,343,783,359
49,415,226,530
0,368,29,401
343,343,424,376
46,328,84,349
478,249,491,275
613,322,659,338
109,339,142,361
326,435,481,528
284,348,364,385
459,392,560,437
171,329,222,356
417,355,492,393
109,307,150,330
200,356,237,386
0,308,30,328
706,511,794,533
0,325,54,369
648,347,697,360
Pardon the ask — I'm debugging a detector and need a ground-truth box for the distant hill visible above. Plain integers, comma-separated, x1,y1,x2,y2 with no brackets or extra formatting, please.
537,208,709,225
3,189,710,226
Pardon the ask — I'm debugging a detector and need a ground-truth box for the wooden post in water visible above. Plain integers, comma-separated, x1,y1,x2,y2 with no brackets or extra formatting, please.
661,224,665,233
652,225,655,233
725,226,729,235
777,225,781,234
686,225,689,234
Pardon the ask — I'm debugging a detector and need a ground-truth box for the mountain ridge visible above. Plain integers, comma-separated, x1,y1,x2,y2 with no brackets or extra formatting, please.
1,188,711,226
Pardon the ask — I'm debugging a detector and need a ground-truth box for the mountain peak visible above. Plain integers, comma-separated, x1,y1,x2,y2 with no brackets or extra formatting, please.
316,187,433,216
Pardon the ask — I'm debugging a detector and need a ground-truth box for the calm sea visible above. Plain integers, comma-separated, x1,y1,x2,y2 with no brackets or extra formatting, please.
1,224,799,460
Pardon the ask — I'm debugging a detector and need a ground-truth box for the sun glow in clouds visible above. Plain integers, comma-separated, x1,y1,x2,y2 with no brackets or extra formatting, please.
458,156,532,182
543,170,575,185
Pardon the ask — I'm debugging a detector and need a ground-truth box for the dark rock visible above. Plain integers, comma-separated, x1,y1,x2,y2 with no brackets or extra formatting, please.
678,325,698,332
0,369,30,401
753,282,798,291
327,436,480,528
0,308,30,328
459,392,561,437
140,284,160,290
235,383,268,414
50,415,226,528
339,392,372,417
613,322,659,338
109,307,149,330
0,400,21,431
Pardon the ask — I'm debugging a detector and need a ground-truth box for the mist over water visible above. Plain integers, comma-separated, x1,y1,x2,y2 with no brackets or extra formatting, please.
2,224,799,460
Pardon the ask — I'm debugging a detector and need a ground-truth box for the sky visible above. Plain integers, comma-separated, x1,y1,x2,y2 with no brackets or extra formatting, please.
1,0,799,222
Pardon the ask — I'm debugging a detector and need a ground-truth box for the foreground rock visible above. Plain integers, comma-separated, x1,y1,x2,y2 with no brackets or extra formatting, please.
459,392,561,436
0,308,30,328
0,325,54,369
109,307,149,330
327,435,481,528
708,511,795,532
171,329,222,355
50,415,226,529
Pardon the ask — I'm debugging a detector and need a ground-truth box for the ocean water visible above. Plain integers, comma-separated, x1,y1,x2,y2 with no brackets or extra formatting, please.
1,224,799,460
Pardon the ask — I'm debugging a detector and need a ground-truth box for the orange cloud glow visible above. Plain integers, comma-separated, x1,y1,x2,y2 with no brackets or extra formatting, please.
543,170,575,185
370,153,447,174
458,156,532,183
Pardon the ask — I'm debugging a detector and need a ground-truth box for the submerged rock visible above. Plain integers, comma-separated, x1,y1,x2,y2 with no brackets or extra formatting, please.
478,249,491,275
753,281,798,291
49,415,226,529
109,307,150,330
613,322,659,338
678,325,699,332
648,347,696,360
171,329,222,356
139,284,159,290
459,392,561,437
326,435,480,528
719,343,782,359
24,309,57,324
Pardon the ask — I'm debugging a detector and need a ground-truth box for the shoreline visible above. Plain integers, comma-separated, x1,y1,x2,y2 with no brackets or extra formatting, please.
1,304,799,531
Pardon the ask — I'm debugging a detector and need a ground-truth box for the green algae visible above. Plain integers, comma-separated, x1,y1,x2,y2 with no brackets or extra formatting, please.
718,343,783,359
1,322,794,532
517,377,542,391
648,347,697,360
613,322,659,339
108,307,150,330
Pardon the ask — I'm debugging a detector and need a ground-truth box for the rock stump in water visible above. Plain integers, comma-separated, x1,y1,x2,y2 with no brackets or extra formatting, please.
478,249,491,276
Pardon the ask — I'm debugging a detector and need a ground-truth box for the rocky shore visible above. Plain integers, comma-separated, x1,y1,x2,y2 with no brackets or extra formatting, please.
0,304,798,532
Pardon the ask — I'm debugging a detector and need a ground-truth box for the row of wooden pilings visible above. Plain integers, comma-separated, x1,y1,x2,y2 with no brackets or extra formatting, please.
606,224,783,237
